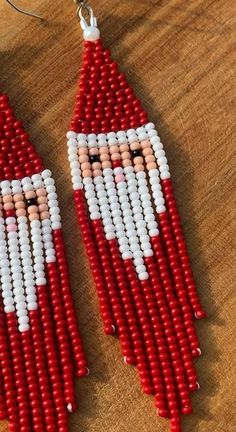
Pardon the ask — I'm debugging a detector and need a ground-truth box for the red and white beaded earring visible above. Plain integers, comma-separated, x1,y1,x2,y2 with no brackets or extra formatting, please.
0,5,88,428
67,2,206,432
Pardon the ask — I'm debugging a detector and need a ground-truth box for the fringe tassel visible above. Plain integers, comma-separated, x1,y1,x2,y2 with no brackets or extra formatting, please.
160,179,206,320
0,310,19,431
74,188,116,335
67,121,205,432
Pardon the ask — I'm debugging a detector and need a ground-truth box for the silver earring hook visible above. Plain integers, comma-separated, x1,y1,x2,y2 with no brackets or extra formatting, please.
6,0,42,20
74,0,97,29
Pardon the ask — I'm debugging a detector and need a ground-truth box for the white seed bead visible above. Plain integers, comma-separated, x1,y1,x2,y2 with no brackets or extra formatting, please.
139,272,149,281
122,252,132,260
3,297,14,306
28,301,38,310
83,26,100,42
156,205,166,213
150,229,159,237
145,122,155,131
148,129,158,138
159,164,169,173
19,324,30,332
160,171,171,180
25,286,36,295
18,316,30,325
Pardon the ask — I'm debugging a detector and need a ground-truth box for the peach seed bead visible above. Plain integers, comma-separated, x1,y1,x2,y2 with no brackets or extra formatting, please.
92,162,101,171
102,161,111,169
145,155,156,164
36,188,46,197
79,155,89,164
16,208,27,217
110,146,119,154
37,196,47,205
15,201,25,210
79,148,88,155
38,204,48,213
100,154,109,162
3,195,13,203
146,162,157,170
122,152,131,160
111,153,121,161
123,160,132,168
130,142,140,150
4,202,14,210
25,191,36,199
141,140,151,148
99,147,109,154
142,148,153,157
28,206,38,215
29,213,39,221
89,148,99,155
83,170,92,178
40,211,50,220
133,156,144,165
134,164,145,173
81,162,91,171
93,170,102,177
120,144,129,152
13,194,23,202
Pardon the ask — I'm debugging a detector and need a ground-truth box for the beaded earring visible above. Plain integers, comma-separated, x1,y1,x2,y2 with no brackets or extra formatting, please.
0,5,87,431
66,2,206,432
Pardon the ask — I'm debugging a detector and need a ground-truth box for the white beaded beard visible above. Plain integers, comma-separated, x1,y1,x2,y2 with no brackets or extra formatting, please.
67,123,171,281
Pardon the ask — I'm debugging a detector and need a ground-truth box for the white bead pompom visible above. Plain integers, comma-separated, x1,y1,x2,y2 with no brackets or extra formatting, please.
83,26,100,41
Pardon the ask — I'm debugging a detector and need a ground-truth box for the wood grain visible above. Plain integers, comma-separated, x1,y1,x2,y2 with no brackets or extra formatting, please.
0,1,235,431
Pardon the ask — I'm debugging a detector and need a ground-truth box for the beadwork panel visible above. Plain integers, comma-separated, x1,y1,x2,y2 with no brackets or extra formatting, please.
0,1,235,432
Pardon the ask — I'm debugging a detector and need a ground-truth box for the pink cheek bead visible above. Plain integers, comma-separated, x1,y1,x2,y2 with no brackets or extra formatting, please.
115,174,125,183
6,224,17,232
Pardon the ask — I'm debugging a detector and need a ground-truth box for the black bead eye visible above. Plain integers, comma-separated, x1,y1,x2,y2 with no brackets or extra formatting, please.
131,149,141,158
89,154,100,164
26,198,37,207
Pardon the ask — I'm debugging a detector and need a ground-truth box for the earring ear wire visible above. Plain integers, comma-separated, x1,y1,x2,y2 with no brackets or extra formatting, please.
6,0,42,20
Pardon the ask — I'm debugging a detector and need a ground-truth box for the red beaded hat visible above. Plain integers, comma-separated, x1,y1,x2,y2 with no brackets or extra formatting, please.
70,39,149,134
0,93,44,180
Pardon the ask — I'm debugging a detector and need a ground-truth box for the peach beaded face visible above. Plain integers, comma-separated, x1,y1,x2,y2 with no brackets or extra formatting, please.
0,189,51,222
78,140,157,181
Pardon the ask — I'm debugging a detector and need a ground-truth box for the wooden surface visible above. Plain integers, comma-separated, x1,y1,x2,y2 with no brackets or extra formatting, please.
0,1,235,431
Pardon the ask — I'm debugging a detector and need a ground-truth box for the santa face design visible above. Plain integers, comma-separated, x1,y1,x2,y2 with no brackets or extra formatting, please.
0,171,60,332
68,123,170,281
